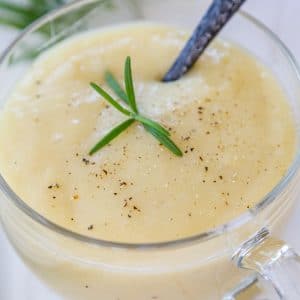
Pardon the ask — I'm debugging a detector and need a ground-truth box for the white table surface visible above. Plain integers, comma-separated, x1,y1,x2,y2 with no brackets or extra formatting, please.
1,1,300,299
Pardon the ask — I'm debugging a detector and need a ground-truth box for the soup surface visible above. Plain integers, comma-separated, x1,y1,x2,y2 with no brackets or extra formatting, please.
0,24,296,242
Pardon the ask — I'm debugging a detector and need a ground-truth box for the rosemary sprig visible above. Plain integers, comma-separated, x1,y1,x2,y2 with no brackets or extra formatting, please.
89,57,183,157
0,0,68,30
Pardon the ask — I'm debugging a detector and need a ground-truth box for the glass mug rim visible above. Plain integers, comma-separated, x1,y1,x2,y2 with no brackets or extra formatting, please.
0,0,300,250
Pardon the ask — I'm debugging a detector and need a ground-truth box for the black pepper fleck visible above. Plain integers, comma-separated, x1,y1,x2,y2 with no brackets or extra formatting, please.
133,206,141,212
82,158,90,165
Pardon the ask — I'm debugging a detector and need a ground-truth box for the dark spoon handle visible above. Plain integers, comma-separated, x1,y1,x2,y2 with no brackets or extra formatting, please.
163,0,247,82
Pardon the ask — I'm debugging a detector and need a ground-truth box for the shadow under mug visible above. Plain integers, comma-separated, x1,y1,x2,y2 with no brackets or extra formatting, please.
0,0,300,299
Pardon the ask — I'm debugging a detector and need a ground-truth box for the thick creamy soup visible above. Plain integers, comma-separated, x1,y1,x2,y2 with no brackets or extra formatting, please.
0,23,296,243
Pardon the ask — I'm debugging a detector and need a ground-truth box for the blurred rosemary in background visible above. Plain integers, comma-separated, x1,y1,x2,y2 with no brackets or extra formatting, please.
0,0,115,63
0,0,68,29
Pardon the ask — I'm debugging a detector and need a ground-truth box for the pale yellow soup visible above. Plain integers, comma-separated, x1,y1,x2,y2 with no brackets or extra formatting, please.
0,24,296,243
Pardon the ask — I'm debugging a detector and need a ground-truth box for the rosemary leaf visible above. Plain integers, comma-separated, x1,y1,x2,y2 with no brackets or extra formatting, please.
89,119,135,155
90,82,132,117
0,1,38,19
144,124,183,157
0,16,28,29
105,71,129,105
134,115,170,136
124,56,138,113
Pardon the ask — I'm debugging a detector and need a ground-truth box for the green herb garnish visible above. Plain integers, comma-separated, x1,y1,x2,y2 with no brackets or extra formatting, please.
0,0,67,29
0,0,114,31
89,57,183,157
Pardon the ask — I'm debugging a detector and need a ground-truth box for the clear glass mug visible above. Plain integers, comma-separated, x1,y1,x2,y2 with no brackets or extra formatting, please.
0,1,300,299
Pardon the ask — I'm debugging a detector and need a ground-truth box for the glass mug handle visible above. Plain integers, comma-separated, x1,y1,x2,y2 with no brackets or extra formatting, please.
229,228,300,299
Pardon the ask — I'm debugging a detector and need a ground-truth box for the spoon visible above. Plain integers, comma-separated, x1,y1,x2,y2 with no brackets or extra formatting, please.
163,0,247,82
